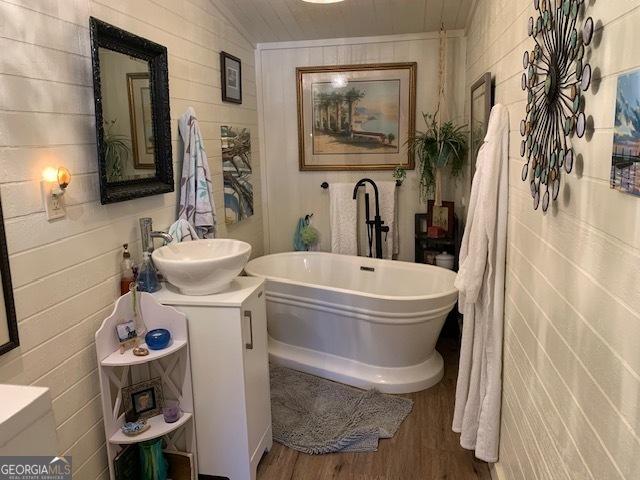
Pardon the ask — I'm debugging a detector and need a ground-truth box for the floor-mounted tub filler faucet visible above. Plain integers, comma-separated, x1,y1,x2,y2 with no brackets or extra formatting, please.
139,217,173,253
352,178,389,259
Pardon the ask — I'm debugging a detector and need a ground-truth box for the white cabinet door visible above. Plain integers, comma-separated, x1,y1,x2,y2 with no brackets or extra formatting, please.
241,287,271,460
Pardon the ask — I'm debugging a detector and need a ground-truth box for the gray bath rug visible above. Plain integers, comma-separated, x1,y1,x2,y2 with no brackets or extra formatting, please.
269,364,413,454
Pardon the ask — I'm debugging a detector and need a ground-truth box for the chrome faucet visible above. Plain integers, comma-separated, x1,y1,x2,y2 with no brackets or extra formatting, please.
139,217,173,252
352,178,389,259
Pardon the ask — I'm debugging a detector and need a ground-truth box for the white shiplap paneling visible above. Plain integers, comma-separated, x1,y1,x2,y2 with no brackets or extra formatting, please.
256,32,467,260
0,0,262,478
466,1,640,479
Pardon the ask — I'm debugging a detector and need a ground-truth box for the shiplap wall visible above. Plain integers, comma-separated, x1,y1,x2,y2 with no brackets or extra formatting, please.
256,32,467,261
465,1,640,479
0,0,261,477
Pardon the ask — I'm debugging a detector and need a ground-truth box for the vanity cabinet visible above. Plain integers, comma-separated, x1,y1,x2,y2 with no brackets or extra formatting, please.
154,277,272,480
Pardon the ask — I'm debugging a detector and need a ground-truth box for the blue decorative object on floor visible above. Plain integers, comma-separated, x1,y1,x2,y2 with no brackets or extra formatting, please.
139,438,168,480
145,329,171,350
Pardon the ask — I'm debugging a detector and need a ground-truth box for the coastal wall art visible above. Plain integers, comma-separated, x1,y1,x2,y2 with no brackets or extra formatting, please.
296,63,416,171
611,69,640,196
221,125,253,224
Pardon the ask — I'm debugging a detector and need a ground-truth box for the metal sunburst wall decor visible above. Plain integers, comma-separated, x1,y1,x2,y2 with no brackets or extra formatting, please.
520,0,595,212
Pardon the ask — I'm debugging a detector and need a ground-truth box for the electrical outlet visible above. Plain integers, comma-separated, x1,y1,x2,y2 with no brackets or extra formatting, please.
41,181,66,221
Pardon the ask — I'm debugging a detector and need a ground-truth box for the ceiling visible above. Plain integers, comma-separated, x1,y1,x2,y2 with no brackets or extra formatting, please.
214,0,476,45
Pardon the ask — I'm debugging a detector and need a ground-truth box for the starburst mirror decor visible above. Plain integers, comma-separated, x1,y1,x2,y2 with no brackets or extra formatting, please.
520,0,595,212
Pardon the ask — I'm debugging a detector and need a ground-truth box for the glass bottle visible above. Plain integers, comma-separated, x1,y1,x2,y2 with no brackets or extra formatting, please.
120,244,135,296
137,250,160,293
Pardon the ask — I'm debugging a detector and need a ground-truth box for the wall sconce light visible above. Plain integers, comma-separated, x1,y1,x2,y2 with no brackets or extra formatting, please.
41,166,71,221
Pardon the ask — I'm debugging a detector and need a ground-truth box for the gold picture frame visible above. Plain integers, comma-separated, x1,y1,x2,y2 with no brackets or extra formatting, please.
296,63,417,171
122,377,164,421
127,72,155,170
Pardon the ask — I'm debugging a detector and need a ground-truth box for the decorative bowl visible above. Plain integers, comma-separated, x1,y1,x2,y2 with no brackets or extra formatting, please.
121,419,149,436
145,329,171,350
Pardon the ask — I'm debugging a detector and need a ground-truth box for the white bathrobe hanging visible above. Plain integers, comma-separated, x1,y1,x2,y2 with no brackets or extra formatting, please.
452,104,509,463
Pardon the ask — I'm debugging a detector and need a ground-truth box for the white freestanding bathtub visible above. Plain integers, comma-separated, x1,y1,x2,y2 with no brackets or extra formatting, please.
245,252,458,393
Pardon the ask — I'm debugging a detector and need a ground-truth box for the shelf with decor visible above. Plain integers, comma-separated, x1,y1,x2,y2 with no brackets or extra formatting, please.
108,412,193,445
100,339,187,367
414,201,460,271
95,291,197,480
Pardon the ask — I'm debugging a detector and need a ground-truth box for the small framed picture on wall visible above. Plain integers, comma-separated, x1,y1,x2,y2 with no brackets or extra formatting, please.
220,51,242,104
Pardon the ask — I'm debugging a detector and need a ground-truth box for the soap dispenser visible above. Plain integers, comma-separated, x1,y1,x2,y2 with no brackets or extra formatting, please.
120,244,135,296
137,250,161,293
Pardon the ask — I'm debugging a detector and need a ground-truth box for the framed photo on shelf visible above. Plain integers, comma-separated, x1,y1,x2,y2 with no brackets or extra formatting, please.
122,377,164,421
113,444,139,480
296,62,417,171
220,51,242,104
427,200,455,238
164,450,196,480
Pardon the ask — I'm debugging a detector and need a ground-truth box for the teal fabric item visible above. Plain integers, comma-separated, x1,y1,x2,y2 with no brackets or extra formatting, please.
139,439,168,480
293,217,307,251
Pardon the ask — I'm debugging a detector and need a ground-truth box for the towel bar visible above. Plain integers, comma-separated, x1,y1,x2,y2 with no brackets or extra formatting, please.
321,180,401,189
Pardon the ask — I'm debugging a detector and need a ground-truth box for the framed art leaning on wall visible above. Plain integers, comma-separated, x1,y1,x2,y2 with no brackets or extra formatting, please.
296,62,417,171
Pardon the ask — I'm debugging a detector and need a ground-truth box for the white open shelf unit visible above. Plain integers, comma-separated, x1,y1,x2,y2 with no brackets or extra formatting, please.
95,291,197,480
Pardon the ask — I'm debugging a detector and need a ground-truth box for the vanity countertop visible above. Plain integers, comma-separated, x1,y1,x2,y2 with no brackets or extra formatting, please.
152,276,264,307
0,385,52,448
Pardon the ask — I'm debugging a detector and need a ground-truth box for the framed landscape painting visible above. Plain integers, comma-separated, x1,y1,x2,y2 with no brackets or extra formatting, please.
296,63,416,171
611,69,640,196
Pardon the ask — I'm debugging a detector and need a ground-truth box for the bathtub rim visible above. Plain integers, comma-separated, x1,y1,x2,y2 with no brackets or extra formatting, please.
245,251,459,302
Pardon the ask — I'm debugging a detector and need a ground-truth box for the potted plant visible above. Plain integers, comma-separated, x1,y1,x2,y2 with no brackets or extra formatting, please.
103,119,130,182
407,112,468,205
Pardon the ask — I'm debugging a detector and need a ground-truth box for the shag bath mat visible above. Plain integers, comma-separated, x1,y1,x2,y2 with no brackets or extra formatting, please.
269,365,413,454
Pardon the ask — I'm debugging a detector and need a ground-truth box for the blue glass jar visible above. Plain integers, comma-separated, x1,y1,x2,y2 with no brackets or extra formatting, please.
145,328,171,350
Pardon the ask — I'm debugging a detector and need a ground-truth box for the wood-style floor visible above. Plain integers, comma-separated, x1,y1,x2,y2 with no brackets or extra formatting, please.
257,337,491,480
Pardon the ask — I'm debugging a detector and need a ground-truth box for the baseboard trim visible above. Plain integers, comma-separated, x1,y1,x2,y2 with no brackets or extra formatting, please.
490,462,507,480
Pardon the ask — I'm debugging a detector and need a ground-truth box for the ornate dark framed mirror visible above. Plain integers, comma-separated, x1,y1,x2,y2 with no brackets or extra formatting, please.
89,17,174,204
469,72,493,185
0,192,18,356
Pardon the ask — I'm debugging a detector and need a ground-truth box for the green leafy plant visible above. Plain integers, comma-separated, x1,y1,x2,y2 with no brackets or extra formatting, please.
392,165,406,184
102,119,130,182
407,113,468,202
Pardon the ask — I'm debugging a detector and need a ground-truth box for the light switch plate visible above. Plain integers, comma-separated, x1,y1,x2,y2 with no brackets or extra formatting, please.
41,181,66,221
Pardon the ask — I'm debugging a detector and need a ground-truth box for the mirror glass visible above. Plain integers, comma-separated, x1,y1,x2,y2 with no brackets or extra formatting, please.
98,48,155,183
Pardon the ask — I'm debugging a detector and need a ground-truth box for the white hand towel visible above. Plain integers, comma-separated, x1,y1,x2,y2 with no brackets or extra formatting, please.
367,181,398,259
178,107,217,238
168,219,199,244
329,183,357,255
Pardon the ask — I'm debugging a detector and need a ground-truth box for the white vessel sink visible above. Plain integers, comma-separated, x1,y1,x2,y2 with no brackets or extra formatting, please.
152,239,252,295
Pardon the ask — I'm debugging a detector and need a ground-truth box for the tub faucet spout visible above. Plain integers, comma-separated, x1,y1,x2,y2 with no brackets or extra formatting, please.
353,178,388,259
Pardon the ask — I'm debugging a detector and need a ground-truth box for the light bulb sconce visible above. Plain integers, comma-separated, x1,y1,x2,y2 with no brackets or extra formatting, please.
41,166,71,221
